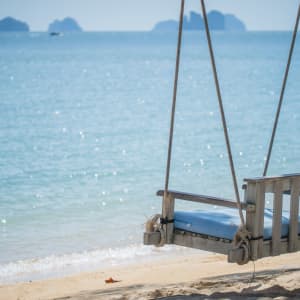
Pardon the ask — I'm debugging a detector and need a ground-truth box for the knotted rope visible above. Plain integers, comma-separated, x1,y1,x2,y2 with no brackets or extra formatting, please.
233,225,251,265
145,214,166,247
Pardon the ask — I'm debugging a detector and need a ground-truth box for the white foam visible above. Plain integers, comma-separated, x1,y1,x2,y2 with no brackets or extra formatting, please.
0,244,198,284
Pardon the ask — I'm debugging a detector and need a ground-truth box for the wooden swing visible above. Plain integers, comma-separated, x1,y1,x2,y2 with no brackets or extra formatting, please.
144,0,300,265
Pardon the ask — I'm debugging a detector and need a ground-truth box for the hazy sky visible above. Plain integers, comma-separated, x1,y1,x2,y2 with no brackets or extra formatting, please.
0,0,299,31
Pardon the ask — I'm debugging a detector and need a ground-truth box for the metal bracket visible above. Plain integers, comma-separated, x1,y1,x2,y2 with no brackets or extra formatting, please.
246,203,256,213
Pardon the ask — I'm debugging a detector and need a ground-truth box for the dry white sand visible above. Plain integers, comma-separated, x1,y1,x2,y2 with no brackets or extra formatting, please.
1,251,300,299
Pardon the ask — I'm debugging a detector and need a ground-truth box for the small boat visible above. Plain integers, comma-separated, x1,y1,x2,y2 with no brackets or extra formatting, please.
49,32,61,36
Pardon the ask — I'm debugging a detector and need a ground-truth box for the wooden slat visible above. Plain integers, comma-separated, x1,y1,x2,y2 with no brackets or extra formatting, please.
157,190,246,209
289,178,300,252
173,232,300,261
263,179,291,194
245,177,290,194
262,236,300,258
256,182,265,259
244,173,300,183
144,232,161,245
272,181,283,256
245,182,256,259
173,230,231,255
228,248,245,264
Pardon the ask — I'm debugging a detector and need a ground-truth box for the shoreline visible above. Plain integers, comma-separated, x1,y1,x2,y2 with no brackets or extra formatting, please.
0,244,199,285
1,251,300,300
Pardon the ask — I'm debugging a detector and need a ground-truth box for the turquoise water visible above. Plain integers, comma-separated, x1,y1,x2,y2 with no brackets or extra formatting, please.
0,31,300,282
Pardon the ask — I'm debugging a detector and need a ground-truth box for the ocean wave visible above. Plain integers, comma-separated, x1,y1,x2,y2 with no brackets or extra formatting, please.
0,244,198,284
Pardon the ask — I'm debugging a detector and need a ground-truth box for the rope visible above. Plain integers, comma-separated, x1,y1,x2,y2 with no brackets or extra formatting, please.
263,3,300,176
233,225,251,265
145,214,166,247
163,0,185,203
200,0,245,226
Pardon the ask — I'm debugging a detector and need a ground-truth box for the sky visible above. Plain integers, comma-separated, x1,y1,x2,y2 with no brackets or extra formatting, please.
0,0,299,31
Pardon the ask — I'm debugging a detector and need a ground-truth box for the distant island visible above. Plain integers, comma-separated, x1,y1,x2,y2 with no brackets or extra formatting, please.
153,10,246,31
48,17,82,32
0,17,29,32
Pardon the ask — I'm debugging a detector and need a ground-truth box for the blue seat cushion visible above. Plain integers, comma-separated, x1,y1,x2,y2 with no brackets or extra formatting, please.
174,208,299,241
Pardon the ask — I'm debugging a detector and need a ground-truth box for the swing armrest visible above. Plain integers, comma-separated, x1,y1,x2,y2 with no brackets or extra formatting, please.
157,190,246,209
244,173,300,194
244,173,300,182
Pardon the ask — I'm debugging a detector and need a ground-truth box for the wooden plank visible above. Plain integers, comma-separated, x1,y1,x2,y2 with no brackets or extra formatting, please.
173,230,231,255
255,182,266,258
289,178,300,252
229,236,300,260
263,179,291,194
144,229,300,261
144,232,161,245
228,248,245,264
262,239,287,258
162,193,175,244
245,182,256,260
272,181,283,256
265,178,291,195
262,236,300,258
157,190,246,209
244,173,300,183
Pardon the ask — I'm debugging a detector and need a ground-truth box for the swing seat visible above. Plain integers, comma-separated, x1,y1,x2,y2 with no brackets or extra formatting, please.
144,174,300,265
174,208,300,241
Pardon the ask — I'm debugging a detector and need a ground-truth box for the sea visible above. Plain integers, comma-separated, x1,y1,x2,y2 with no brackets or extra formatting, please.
0,31,300,283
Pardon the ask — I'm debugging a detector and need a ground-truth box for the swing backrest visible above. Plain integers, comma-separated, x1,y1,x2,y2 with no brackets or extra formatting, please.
244,173,300,260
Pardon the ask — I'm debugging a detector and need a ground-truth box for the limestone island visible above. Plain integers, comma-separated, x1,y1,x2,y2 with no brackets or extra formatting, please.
48,17,82,33
153,10,246,31
0,17,29,32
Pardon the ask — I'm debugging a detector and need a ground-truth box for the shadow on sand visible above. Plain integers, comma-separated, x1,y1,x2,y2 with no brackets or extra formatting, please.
55,268,300,300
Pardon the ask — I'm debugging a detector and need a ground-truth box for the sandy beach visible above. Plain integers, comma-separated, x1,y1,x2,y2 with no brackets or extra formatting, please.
1,251,300,300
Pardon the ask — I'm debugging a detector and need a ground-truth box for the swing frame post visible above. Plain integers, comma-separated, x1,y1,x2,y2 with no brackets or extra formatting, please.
244,181,265,260
162,192,175,244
